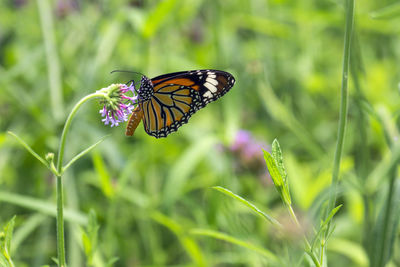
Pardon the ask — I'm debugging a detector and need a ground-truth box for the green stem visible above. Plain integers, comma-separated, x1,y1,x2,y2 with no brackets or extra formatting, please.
377,166,397,266
56,175,65,267
324,0,355,231
55,91,105,267
287,205,320,267
37,0,64,122
322,0,355,263
56,92,105,172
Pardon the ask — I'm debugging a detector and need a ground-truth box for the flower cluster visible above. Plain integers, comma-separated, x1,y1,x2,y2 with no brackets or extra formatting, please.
225,130,272,184
99,83,138,127
230,130,268,169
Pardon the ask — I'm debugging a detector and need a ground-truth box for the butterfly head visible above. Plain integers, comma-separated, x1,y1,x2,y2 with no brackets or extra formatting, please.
138,75,154,101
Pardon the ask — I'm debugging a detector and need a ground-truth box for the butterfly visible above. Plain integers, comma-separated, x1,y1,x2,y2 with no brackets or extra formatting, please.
125,69,236,138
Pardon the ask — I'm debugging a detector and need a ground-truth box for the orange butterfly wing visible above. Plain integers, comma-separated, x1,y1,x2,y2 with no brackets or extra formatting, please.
126,70,235,138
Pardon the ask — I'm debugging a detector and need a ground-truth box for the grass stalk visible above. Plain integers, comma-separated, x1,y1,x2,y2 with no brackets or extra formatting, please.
323,0,355,261
36,0,64,122
376,169,396,266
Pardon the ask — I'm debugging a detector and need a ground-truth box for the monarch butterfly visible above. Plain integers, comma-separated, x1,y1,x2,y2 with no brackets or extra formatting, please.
125,70,236,138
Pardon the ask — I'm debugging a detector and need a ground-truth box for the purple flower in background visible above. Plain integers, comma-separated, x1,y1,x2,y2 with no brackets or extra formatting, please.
230,130,267,167
99,83,138,127
228,130,272,184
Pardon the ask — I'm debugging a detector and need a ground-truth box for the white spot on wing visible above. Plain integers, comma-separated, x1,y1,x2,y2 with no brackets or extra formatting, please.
203,91,213,98
206,77,218,86
204,82,217,93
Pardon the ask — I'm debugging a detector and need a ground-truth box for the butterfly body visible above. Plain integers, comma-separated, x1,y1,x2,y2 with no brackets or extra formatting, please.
126,69,235,138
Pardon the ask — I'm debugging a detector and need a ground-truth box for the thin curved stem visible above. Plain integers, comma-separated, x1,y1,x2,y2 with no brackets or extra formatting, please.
55,91,105,267
56,92,105,172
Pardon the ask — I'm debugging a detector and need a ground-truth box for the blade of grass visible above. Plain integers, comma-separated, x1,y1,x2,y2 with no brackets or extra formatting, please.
62,135,109,174
7,131,50,172
0,191,87,225
323,0,355,239
212,186,281,227
370,2,400,19
328,238,368,267
36,0,64,121
370,173,400,267
190,228,279,263
151,211,207,267
11,214,46,254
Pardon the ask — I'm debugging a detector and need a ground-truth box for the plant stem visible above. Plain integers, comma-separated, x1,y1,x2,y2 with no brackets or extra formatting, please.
324,0,355,232
56,175,65,267
56,92,105,172
322,0,355,263
55,92,105,267
37,0,64,122
287,205,320,267
377,167,397,266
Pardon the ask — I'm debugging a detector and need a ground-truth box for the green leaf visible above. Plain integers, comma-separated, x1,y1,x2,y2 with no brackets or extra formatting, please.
142,0,179,38
322,204,343,230
62,135,109,174
7,131,51,173
151,211,207,267
370,2,400,19
271,139,291,203
190,228,279,262
328,238,368,267
311,204,343,249
105,257,119,267
0,216,16,267
263,149,291,205
263,150,283,187
82,210,99,266
212,186,281,227
272,139,287,184
0,253,10,267
0,191,88,225
92,151,114,198
370,179,400,267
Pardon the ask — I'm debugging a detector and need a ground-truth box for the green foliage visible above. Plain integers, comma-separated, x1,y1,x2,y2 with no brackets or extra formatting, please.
0,216,16,267
1,0,400,266
263,142,291,206
82,210,100,266
212,186,280,226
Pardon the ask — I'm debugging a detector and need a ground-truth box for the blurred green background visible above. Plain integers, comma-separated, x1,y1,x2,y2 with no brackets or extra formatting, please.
1,0,400,266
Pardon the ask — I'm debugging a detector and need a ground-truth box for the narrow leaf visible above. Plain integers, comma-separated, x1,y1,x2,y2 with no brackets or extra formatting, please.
263,150,291,205
0,191,87,225
190,228,279,262
272,139,287,183
322,204,343,229
7,131,50,171
62,135,109,173
370,179,400,267
151,212,207,267
212,186,281,227
311,204,343,249
0,253,10,267
263,150,283,187
370,2,400,19
92,151,114,198
82,209,99,265
3,216,16,259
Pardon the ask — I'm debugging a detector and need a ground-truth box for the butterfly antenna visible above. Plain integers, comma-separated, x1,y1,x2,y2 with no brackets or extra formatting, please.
110,70,146,77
